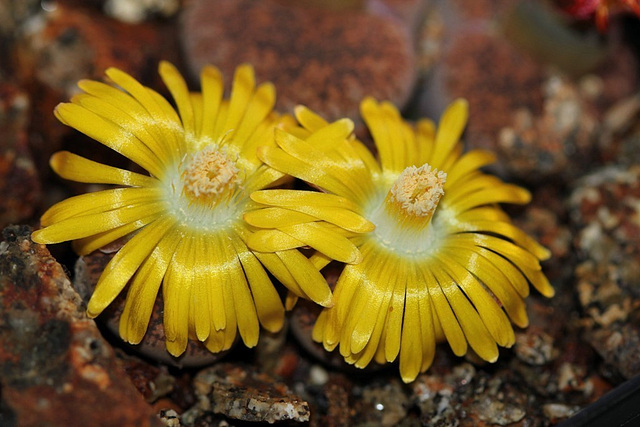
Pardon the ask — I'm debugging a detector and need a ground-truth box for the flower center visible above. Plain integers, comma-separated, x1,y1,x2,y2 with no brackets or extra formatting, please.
367,164,447,256
387,164,446,227
180,145,240,204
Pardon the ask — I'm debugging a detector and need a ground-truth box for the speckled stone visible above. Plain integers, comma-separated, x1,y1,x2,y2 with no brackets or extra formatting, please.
104,0,180,23
0,83,41,229
74,249,227,368
0,225,162,427
183,363,310,424
416,0,636,183
181,0,416,123
13,1,179,172
569,165,640,380
496,75,598,182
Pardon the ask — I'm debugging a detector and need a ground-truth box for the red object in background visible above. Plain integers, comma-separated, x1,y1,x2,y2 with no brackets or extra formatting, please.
558,0,640,32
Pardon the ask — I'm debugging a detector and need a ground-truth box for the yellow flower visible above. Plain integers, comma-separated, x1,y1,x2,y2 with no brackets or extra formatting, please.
247,98,554,382
31,62,339,357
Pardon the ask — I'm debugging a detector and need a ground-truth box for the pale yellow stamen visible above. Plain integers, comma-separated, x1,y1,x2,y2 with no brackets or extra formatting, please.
390,165,446,219
181,145,240,203
367,164,447,256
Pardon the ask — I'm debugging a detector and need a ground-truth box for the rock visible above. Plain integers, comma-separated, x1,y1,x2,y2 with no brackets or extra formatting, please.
514,328,558,366
13,1,179,173
183,363,310,424
0,83,41,229
359,378,411,426
181,0,416,123
0,225,162,426
416,0,638,183
313,373,353,426
543,402,581,423
104,0,180,23
584,326,640,380
496,75,598,182
74,250,227,367
569,165,640,379
117,350,176,403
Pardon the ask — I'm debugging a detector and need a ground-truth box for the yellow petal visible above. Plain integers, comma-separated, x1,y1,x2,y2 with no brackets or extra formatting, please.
442,245,529,328
431,264,499,362
233,223,308,300
276,249,333,307
87,216,175,318
416,265,436,372
40,186,162,227
51,151,157,187
218,234,239,350
233,82,276,150
244,207,317,229
73,93,172,164
251,189,361,213
192,235,211,341
348,251,393,354
420,267,467,356
162,231,194,356
120,224,180,344
253,250,307,299
457,206,510,223
450,184,531,212
159,61,195,140
227,242,260,348
230,234,284,333
448,233,542,271
443,174,502,205
257,145,360,200
73,213,160,256
223,64,255,138
285,205,374,233
429,99,468,169
445,150,496,188
415,118,435,166
399,275,423,383
304,118,354,151
437,253,515,347
34,201,165,244
451,219,550,260
522,266,555,298
77,78,182,161
316,261,362,347
239,116,279,170
199,65,224,141
294,104,329,132
285,291,299,311
309,251,333,270
384,269,406,363
361,97,395,173
247,229,305,252
278,222,363,264
205,233,227,331
54,103,164,178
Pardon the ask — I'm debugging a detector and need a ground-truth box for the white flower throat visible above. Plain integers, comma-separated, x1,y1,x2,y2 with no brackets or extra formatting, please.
368,164,447,256
164,145,244,232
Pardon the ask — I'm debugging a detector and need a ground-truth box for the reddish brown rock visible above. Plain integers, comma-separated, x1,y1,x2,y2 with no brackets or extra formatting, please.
0,83,41,229
117,350,176,403
13,2,179,172
0,225,162,426
181,0,416,122
367,0,429,34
